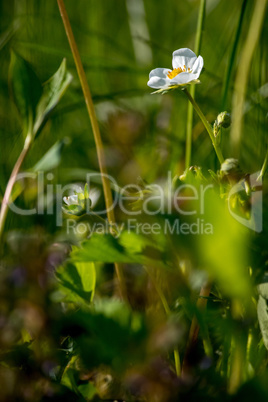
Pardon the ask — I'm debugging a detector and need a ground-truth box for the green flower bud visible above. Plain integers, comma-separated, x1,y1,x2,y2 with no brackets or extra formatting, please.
216,111,231,129
220,158,241,176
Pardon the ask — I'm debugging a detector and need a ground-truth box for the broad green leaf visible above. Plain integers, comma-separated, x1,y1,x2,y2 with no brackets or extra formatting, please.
71,231,166,266
72,233,131,263
9,50,42,137
56,261,95,304
33,138,69,172
9,54,72,140
75,262,96,294
33,59,72,136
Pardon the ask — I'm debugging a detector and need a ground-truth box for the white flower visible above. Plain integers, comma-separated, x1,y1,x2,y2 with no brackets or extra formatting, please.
63,186,100,210
147,48,204,91
63,185,83,206
63,194,79,206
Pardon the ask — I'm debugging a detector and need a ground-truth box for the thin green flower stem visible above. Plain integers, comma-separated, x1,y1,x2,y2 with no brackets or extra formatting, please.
56,0,126,300
230,0,267,158
185,0,206,169
145,267,181,377
257,147,268,182
0,135,32,242
183,88,224,165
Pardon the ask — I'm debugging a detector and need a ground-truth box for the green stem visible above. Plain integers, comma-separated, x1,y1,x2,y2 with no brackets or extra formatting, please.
0,135,32,242
185,0,206,169
57,0,126,300
146,267,181,377
183,88,224,165
257,147,268,181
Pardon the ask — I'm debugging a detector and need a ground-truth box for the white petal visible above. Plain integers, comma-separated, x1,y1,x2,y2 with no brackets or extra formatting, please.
63,196,70,205
192,55,204,74
64,194,79,205
147,75,170,89
149,68,171,79
172,48,197,70
74,186,83,193
70,195,79,203
89,188,100,209
170,72,200,86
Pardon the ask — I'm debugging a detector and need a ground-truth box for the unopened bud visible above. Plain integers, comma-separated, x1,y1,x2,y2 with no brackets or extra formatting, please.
216,112,231,129
220,158,241,176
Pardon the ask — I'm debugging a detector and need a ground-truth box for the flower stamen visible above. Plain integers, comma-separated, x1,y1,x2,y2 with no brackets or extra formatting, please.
167,65,192,79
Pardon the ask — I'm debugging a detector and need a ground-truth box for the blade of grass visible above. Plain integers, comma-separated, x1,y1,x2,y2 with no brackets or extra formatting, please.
220,0,248,111
230,0,267,158
56,0,126,300
185,0,206,169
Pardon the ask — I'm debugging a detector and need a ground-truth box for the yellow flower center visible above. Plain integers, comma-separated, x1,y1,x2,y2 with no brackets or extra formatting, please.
167,65,192,79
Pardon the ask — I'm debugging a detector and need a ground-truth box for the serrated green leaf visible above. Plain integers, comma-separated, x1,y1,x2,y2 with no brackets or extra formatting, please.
9,50,42,137
71,231,166,266
33,58,72,136
72,233,131,263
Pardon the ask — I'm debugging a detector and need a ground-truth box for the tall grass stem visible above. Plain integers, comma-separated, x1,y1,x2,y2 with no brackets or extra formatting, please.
185,0,206,169
56,0,126,300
